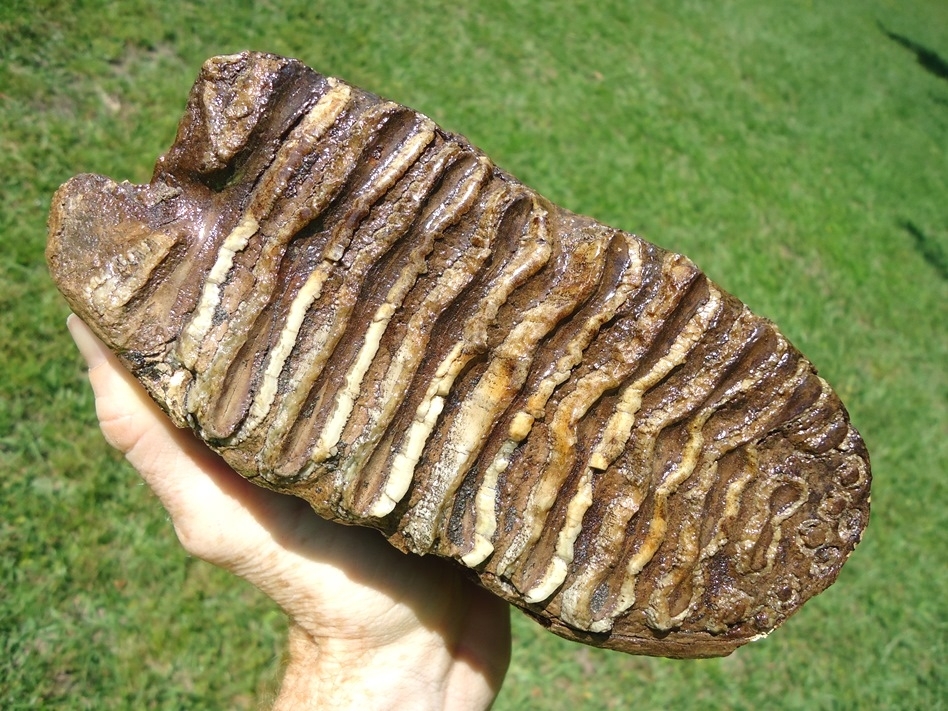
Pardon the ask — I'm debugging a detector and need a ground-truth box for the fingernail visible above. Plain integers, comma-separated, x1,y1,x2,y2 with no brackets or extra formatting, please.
67,313,109,369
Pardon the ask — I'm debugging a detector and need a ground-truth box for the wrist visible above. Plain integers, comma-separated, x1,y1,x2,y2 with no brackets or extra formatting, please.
273,621,497,711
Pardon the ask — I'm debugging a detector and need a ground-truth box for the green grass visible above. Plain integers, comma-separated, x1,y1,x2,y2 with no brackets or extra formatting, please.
2,0,946,708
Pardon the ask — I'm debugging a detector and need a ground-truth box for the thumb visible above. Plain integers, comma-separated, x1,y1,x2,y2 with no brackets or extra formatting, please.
67,313,159,455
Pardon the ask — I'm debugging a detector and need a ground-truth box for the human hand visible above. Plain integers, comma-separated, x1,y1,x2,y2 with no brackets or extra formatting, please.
67,315,511,710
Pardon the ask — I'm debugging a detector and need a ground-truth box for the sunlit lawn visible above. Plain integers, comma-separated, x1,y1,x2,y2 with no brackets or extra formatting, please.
1,1,945,708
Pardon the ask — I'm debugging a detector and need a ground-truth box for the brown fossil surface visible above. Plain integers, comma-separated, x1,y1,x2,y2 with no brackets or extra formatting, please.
46,52,870,658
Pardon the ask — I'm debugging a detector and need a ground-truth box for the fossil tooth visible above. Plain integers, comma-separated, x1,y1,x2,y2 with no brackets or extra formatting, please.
46,51,870,658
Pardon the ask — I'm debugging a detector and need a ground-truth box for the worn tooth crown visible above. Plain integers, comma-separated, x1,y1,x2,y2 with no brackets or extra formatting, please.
46,51,870,658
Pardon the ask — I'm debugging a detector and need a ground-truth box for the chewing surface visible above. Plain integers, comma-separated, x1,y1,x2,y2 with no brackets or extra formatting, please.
47,52,870,658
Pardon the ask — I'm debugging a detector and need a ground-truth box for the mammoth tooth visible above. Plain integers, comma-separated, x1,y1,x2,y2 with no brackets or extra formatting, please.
46,51,870,658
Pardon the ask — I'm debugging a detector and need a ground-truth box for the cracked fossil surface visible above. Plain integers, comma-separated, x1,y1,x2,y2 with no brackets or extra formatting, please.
47,52,870,658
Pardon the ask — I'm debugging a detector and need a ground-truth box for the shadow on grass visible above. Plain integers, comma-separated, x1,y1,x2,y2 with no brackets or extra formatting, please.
901,220,948,281
879,23,948,82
